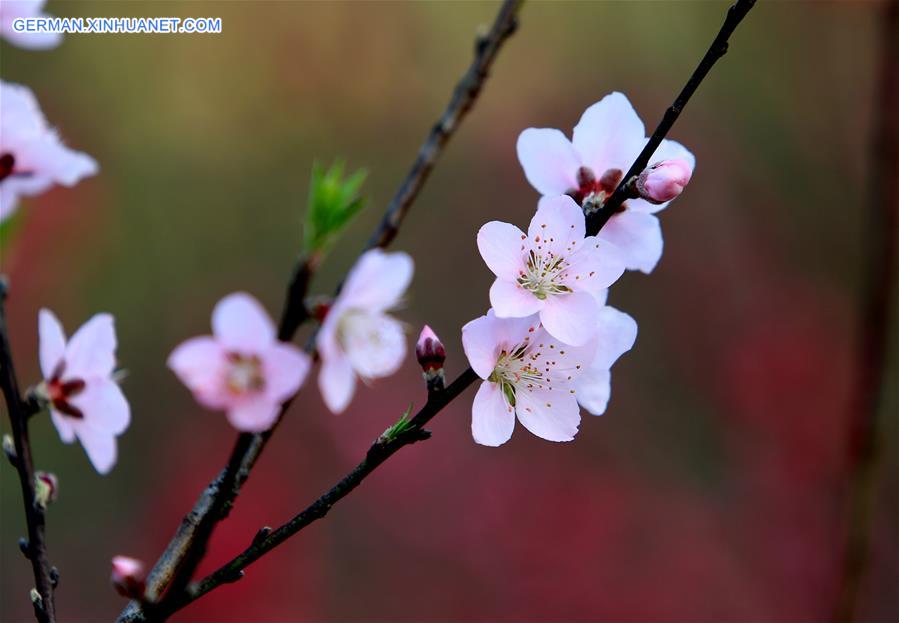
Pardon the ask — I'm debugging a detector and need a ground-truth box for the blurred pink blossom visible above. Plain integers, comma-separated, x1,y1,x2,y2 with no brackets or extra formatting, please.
168,293,311,432
0,81,97,222
38,309,129,474
0,0,62,50
317,249,413,414
517,92,695,273
477,195,623,346
462,309,596,446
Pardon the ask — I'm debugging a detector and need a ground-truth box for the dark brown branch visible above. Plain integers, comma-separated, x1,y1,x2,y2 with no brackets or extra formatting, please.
0,278,57,623
585,0,756,235
160,368,479,615
118,3,523,622
158,0,757,611
833,1,899,621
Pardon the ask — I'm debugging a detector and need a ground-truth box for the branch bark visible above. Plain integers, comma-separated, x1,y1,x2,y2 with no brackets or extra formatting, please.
118,3,523,621
833,1,899,621
149,0,757,615
0,278,57,623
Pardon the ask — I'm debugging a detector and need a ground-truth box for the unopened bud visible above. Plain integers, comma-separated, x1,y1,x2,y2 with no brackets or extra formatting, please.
111,556,146,599
34,472,58,508
636,159,692,204
416,325,446,393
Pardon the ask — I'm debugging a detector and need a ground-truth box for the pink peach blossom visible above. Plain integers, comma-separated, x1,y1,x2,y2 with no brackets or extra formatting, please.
0,81,98,222
0,0,63,49
477,195,624,346
317,249,413,414
462,310,596,446
38,309,129,474
517,92,695,274
168,293,311,433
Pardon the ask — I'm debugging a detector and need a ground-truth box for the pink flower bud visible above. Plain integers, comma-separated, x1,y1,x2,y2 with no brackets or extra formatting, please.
34,471,58,508
111,556,146,599
636,159,692,204
416,325,446,373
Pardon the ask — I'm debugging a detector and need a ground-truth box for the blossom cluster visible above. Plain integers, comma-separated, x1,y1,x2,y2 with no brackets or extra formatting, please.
464,92,693,446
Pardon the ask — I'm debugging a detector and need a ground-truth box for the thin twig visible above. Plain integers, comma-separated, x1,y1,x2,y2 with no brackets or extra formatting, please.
585,0,756,235
0,278,57,623
118,3,523,621
158,0,757,614
833,1,899,621
163,368,479,615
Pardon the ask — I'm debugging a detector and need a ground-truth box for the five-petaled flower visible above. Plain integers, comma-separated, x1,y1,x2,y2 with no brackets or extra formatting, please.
517,91,695,274
477,195,624,346
462,310,596,446
168,292,311,433
317,248,413,414
572,290,638,416
38,309,130,474
0,81,98,223
0,0,63,50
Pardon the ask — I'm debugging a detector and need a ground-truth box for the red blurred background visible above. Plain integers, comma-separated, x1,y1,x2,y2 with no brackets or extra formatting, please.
1,1,896,622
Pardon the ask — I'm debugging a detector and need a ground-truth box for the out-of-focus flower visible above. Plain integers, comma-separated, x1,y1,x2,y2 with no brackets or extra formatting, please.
462,309,596,446
0,81,97,223
110,555,146,599
572,290,638,416
636,159,693,204
317,249,413,414
516,92,695,274
477,195,623,346
38,309,129,474
168,293,311,433
0,0,63,49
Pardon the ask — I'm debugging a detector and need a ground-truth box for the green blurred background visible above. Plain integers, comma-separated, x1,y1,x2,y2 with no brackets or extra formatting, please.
1,1,897,622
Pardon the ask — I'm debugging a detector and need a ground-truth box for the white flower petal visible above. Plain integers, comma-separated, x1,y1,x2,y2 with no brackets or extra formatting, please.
489,278,542,318
477,221,526,281
343,312,406,380
65,313,116,378
226,396,280,433
538,291,598,346
572,92,646,174
339,249,413,313
263,342,311,404
527,195,586,258
212,292,276,353
515,389,580,442
76,426,117,474
50,409,76,443
516,128,581,196
69,378,130,436
318,353,357,414
597,210,664,274
167,336,229,409
38,308,66,379
471,381,515,447
593,306,638,370
563,236,626,294
573,366,612,416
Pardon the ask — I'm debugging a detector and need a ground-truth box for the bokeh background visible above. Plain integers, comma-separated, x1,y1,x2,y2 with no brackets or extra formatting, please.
1,1,897,622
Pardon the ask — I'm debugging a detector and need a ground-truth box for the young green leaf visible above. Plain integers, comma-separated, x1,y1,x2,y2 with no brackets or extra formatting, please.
303,161,367,256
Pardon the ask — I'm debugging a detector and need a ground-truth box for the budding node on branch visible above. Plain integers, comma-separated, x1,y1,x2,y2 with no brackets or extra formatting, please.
3,434,17,466
34,471,58,509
